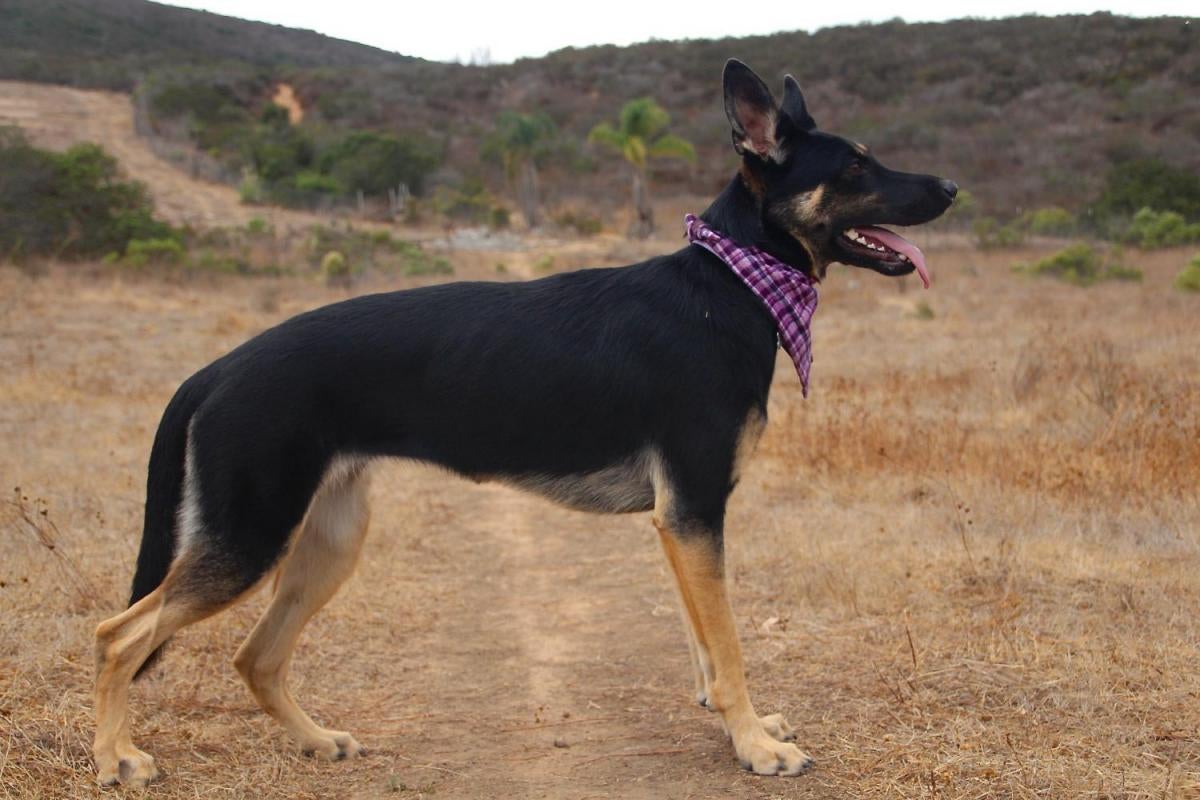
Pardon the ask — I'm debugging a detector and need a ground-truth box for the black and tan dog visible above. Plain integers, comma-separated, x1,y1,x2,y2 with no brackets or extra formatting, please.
92,59,956,786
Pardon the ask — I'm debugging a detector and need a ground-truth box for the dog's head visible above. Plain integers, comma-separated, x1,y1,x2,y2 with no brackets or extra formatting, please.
723,59,957,286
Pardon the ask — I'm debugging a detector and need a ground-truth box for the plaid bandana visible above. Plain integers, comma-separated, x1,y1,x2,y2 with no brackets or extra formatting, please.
684,214,819,395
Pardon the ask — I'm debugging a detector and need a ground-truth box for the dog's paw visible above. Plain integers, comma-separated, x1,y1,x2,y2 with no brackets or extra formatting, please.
300,730,367,761
736,733,814,777
96,748,158,788
759,712,796,742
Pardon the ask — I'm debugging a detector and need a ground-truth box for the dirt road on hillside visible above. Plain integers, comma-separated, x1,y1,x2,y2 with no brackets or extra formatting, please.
0,80,328,230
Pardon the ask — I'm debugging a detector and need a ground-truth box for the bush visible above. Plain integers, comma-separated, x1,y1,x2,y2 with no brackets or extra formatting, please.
1118,207,1200,248
0,128,177,260
305,224,451,278
292,170,341,194
1175,255,1200,293
238,169,265,204
395,242,452,276
433,180,508,229
1094,158,1200,222
1014,243,1142,286
122,237,185,268
245,217,270,235
244,114,315,184
320,250,351,285
319,130,441,196
972,216,1026,249
1026,206,1076,237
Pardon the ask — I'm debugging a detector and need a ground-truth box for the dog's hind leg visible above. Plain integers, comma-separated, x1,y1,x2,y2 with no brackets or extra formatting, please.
655,518,812,776
233,465,371,760
93,556,265,787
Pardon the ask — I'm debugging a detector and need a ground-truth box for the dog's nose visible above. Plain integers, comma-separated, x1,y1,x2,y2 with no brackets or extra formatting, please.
939,179,959,200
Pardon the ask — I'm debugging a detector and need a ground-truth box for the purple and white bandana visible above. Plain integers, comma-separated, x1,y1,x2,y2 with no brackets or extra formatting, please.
684,214,819,396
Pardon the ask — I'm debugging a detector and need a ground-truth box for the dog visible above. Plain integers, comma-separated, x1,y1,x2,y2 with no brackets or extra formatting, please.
92,59,956,786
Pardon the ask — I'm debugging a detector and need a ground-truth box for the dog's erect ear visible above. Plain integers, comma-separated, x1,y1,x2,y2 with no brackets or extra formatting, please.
781,75,817,133
723,59,785,162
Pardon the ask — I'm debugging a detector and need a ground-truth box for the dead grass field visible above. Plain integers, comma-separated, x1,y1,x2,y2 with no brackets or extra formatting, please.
1,240,1198,800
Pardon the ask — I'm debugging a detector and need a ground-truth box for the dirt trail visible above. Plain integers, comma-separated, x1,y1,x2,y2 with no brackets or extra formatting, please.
0,80,327,230
355,467,766,799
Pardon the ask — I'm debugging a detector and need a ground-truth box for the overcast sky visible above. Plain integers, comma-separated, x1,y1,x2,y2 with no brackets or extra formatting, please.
158,1,1194,64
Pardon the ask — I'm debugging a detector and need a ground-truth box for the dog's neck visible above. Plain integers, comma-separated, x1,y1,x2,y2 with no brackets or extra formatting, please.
698,174,816,279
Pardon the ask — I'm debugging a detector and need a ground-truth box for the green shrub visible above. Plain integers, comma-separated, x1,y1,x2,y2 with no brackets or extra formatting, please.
319,130,441,196
245,217,270,235
244,115,315,183
0,128,177,259
292,170,340,195
191,249,248,274
1094,157,1200,222
1175,255,1200,293
238,170,265,204
305,224,451,278
1026,206,1076,237
306,225,372,269
1118,207,1200,248
433,180,508,228
389,240,451,276
973,216,1026,249
320,250,351,284
123,237,186,268
1015,243,1142,286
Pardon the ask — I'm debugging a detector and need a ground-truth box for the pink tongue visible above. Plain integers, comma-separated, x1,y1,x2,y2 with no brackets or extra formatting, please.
858,226,930,289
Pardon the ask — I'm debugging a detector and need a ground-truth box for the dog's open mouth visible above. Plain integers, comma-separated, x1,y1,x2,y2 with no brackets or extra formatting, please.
839,226,930,288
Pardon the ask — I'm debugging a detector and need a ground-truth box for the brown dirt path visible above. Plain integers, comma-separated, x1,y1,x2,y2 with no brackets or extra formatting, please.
351,471,770,799
0,80,332,230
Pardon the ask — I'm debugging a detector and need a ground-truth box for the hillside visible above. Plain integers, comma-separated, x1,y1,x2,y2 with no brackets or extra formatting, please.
1,2,1197,219
0,0,412,89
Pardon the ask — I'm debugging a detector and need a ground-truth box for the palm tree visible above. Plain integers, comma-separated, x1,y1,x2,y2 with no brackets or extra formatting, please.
588,98,696,238
482,111,556,228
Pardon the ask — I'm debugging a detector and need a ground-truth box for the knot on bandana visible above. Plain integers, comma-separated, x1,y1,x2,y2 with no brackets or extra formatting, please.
684,214,819,396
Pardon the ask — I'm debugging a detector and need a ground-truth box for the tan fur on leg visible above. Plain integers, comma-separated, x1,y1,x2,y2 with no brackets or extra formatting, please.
656,525,812,775
93,567,248,787
233,468,371,760
658,528,714,706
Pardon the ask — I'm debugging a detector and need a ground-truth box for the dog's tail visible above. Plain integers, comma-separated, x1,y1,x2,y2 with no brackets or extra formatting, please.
129,369,214,680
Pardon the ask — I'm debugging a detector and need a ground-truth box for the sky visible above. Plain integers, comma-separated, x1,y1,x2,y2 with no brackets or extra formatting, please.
158,1,1194,64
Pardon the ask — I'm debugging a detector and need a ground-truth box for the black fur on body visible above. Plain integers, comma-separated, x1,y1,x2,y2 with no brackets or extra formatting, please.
113,60,955,776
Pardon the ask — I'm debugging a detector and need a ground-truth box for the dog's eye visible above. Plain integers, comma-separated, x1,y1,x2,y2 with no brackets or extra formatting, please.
846,159,867,175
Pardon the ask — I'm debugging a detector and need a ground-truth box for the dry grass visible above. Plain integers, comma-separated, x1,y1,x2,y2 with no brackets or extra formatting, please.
1,241,1198,799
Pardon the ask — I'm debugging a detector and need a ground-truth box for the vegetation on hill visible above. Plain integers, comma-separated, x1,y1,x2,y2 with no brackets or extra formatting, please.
2,2,1197,235
0,127,176,259
0,0,409,90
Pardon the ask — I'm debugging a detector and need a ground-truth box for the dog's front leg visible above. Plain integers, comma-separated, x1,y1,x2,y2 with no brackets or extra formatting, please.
656,520,813,776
